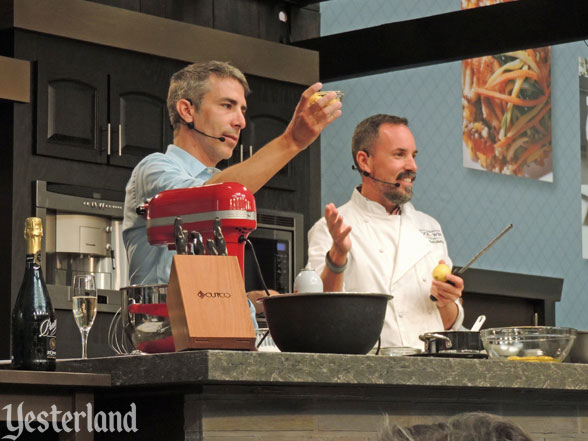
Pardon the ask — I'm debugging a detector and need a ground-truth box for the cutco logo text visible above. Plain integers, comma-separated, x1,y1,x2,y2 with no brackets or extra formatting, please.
197,291,231,299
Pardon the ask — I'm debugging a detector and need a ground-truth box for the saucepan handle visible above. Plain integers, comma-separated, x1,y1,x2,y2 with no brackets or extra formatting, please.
419,332,453,353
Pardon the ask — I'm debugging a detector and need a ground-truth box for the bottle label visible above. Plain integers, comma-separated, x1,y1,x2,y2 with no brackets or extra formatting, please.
39,318,57,338
40,319,57,359
47,336,57,359
11,318,57,367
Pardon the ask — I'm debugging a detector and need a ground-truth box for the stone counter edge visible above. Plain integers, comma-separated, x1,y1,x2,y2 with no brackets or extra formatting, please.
55,350,588,391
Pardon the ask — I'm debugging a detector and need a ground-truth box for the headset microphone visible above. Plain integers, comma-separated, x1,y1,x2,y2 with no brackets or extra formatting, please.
351,165,401,187
184,121,226,142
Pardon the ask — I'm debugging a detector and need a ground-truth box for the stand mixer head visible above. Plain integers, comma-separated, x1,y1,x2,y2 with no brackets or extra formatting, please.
137,182,257,275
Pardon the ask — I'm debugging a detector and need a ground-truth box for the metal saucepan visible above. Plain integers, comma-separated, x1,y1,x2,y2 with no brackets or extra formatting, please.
419,331,484,354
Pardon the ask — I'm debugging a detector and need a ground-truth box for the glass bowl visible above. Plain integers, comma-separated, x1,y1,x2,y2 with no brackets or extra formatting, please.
480,326,577,362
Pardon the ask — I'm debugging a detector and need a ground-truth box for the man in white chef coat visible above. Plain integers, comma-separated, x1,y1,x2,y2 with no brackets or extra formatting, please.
307,114,464,349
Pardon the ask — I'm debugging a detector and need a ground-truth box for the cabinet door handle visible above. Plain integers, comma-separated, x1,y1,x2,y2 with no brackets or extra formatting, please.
119,124,122,156
249,145,253,158
239,144,243,162
107,123,111,155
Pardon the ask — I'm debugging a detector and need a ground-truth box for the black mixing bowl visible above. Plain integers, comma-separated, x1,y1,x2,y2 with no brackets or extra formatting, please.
258,292,392,354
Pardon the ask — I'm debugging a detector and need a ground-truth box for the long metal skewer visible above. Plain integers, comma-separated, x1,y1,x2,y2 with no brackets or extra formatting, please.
454,223,513,275
430,223,513,302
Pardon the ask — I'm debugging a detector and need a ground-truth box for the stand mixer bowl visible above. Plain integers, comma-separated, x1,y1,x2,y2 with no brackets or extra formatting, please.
121,284,174,353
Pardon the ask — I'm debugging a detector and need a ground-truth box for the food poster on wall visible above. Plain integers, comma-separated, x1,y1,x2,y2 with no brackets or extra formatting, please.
579,57,588,259
461,0,553,181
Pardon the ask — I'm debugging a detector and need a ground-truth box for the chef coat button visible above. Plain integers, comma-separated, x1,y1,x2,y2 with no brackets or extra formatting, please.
422,278,426,282
398,312,404,318
379,249,384,253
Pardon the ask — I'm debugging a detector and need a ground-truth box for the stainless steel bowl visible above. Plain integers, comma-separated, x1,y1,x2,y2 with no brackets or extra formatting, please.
480,326,577,362
121,284,174,353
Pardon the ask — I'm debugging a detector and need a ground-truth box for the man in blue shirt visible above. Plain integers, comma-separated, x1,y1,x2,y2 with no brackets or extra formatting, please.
123,61,341,323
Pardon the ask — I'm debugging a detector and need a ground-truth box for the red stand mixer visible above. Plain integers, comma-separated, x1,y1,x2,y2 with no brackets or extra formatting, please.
125,182,257,353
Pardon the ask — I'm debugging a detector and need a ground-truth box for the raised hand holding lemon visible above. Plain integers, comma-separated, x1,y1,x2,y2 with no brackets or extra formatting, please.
309,91,344,107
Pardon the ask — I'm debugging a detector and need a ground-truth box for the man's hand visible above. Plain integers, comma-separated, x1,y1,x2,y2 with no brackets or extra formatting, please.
320,203,351,292
430,260,464,329
207,83,341,194
431,274,463,306
324,203,352,264
282,82,342,151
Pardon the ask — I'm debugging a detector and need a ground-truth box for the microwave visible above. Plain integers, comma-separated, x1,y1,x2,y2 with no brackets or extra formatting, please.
243,208,304,294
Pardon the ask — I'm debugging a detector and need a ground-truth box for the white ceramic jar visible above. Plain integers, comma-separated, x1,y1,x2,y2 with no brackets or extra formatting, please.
293,268,323,293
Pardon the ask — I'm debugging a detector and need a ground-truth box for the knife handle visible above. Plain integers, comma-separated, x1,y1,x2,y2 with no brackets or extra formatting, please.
206,239,219,256
189,231,206,255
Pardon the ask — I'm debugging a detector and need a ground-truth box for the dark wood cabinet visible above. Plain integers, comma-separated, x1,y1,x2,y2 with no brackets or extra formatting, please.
36,55,108,164
108,57,175,168
34,35,176,168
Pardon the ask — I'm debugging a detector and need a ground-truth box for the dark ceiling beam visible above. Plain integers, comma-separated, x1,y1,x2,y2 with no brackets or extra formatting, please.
293,0,588,82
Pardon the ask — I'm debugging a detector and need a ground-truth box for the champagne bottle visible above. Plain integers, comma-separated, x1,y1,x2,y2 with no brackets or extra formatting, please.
11,217,57,371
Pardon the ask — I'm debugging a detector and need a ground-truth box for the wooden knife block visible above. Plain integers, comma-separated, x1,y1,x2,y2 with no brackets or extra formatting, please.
167,255,255,351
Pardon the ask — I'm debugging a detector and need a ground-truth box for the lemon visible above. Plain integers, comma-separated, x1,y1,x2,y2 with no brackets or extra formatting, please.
432,263,451,282
309,91,341,107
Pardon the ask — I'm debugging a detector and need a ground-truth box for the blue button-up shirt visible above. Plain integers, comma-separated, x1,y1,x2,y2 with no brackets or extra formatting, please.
123,145,219,285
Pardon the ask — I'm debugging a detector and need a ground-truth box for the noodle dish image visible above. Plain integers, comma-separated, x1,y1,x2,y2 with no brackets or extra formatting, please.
461,0,552,180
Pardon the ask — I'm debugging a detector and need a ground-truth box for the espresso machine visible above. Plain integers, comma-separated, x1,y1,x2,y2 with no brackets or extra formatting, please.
47,213,116,289
35,180,128,357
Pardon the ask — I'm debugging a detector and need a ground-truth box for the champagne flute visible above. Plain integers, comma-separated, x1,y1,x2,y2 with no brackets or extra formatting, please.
72,274,98,359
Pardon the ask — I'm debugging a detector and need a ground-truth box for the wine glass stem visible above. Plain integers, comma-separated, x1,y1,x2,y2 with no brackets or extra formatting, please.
80,328,90,359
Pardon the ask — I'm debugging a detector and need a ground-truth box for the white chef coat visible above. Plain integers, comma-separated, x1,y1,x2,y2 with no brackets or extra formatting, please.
308,188,464,350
